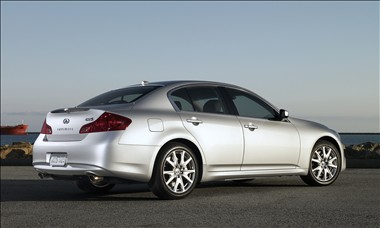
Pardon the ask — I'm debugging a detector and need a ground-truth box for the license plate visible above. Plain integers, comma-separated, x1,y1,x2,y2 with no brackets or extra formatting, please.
50,154,67,167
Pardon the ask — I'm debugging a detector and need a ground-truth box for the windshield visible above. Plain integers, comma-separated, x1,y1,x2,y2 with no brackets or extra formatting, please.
78,86,159,107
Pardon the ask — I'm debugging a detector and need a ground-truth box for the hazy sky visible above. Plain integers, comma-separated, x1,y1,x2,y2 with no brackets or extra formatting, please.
1,1,379,132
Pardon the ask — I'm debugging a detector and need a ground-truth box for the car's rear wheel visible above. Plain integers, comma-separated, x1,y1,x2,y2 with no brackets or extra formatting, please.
150,143,199,200
301,140,341,186
76,176,115,194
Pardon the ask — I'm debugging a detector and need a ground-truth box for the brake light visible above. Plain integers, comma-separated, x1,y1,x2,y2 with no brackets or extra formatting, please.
41,119,52,134
79,112,132,134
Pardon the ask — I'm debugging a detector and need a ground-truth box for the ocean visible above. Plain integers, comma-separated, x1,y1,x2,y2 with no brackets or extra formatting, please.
0,132,379,146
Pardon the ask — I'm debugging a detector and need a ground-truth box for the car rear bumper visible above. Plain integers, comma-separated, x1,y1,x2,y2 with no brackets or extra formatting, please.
32,132,160,182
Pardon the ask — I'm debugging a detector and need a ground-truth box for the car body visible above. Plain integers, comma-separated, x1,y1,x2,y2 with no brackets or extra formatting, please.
33,80,346,199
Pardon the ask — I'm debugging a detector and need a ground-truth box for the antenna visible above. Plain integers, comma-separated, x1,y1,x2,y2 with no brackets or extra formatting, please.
141,80,149,86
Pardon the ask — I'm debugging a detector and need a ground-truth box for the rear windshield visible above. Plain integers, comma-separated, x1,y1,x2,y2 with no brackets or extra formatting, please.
78,86,159,107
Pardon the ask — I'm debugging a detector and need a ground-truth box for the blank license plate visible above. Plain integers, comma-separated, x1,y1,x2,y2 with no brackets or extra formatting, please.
50,154,67,167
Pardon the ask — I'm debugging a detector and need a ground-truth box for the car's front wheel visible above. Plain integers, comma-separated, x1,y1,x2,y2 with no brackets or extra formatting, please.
301,140,341,186
150,143,199,200
76,176,115,194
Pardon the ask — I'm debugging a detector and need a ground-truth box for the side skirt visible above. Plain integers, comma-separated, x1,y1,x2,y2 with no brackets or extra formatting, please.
201,167,308,182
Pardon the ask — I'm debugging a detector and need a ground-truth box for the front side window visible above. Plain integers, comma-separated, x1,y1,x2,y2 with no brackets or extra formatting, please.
78,86,159,107
225,88,277,119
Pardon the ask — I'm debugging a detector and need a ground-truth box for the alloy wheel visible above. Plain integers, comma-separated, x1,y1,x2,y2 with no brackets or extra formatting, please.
162,149,196,194
311,145,338,182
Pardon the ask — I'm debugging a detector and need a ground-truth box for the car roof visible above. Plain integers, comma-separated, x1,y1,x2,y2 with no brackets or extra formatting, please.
128,80,242,89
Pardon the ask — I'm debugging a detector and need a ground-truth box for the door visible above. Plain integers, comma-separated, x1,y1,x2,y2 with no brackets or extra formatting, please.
224,88,300,170
170,86,244,172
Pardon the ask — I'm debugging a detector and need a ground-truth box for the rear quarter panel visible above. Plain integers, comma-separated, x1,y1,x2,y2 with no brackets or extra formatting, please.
117,108,207,180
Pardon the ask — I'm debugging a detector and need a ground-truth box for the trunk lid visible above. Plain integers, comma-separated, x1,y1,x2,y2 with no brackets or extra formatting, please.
45,108,105,141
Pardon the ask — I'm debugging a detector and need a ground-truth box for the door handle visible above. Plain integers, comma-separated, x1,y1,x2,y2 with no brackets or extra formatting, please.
244,123,258,131
186,117,203,126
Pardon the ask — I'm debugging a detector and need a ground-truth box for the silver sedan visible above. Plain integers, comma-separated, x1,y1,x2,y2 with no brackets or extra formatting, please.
33,80,346,199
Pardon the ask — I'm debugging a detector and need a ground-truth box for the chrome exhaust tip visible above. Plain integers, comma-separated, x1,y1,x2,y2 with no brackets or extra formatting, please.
88,174,104,183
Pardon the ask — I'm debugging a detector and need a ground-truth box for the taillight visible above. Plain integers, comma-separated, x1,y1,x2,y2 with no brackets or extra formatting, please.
79,112,132,134
41,119,52,134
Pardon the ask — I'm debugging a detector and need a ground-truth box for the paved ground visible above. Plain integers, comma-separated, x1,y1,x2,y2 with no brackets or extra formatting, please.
1,167,379,227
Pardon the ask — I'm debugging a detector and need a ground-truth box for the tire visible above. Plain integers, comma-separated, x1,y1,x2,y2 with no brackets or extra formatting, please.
301,140,341,186
76,177,115,194
149,143,199,200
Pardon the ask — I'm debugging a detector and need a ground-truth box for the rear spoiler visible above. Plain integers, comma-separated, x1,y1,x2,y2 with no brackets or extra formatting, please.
51,107,90,114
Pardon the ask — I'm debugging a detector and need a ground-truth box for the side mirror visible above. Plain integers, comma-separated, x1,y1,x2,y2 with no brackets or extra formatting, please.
279,109,289,120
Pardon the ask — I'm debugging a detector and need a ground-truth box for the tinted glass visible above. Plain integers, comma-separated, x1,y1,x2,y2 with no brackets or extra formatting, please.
170,88,195,112
226,88,276,119
187,87,226,114
78,86,159,107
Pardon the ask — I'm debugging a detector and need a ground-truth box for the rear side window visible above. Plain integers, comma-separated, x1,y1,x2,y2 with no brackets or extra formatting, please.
170,86,227,114
170,89,195,112
78,86,159,107
187,87,226,114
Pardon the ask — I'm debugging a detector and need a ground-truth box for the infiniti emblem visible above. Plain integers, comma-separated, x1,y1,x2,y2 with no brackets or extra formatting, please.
63,118,70,124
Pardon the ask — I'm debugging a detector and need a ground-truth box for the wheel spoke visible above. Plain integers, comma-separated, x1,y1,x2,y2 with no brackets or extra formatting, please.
316,151,323,161
328,157,337,163
163,170,174,175
165,157,176,168
312,158,321,164
313,166,323,179
325,168,333,177
323,169,327,181
321,147,326,157
174,176,185,192
179,176,185,191
327,153,337,169
165,175,176,185
180,150,185,166
183,169,195,175
325,148,332,159
183,157,193,167
182,173,193,184
173,177,180,192
319,169,324,179
172,152,178,166
182,170,195,184
312,166,322,172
